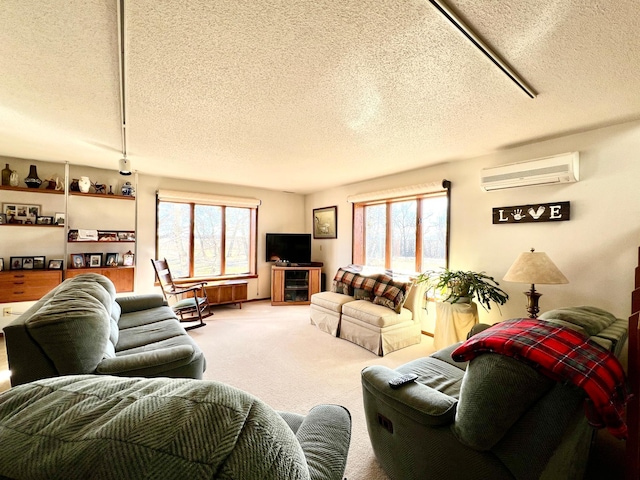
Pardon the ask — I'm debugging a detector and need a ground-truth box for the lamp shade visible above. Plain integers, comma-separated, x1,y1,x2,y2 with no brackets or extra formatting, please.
503,249,568,285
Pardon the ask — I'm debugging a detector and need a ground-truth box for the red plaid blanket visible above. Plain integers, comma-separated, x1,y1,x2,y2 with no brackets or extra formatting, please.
451,318,629,439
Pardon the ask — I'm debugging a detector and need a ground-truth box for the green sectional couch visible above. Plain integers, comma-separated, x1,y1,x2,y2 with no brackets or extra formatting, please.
3,273,205,386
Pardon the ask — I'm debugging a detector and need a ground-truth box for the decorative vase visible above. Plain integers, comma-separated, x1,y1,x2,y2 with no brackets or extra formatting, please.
24,164,42,188
70,179,80,191
9,171,19,187
78,176,91,193
121,182,135,196
1,164,10,186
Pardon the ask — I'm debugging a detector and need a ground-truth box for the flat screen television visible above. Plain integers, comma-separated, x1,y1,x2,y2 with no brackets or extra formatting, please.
266,233,311,263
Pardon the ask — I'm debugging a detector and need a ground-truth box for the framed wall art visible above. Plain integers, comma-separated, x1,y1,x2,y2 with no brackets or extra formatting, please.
313,206,337,239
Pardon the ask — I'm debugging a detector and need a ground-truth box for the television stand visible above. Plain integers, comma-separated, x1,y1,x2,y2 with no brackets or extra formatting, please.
271,265,321,305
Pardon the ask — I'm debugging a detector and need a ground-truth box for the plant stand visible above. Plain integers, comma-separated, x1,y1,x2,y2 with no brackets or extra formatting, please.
433,301,479,350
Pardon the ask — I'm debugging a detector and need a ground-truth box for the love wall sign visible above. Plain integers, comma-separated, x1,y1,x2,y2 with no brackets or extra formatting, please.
492,201,570,224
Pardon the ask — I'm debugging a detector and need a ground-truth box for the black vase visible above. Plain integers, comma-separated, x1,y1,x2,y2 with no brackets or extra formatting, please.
24,165,42,189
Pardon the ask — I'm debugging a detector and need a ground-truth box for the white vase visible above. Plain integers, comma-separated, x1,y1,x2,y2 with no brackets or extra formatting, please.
78,176,91,193
9,171,19,187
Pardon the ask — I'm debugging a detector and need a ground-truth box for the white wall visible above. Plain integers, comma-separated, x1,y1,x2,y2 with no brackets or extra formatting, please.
306,119,640,326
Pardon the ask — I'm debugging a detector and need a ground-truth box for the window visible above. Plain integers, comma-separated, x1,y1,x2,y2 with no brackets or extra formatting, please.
351,183,449,274
156,190,259,280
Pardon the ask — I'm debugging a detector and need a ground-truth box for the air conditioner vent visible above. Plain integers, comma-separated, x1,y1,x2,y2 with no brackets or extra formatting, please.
480,152,579,191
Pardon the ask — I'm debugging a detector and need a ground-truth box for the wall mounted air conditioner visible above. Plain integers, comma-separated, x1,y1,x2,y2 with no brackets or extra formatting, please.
480,152,579,191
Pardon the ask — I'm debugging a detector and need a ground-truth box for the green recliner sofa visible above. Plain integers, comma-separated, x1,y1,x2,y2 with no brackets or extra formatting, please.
0,374,352,480
3,273,205,386
361,306,628,480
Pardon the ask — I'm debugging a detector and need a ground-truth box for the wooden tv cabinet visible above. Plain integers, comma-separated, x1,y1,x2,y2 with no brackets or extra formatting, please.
271,266,321,306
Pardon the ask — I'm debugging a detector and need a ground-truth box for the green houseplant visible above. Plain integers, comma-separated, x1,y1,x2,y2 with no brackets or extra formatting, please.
417,268,509,312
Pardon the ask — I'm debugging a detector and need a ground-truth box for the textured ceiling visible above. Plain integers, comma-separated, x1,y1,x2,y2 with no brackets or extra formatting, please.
1,0,640,194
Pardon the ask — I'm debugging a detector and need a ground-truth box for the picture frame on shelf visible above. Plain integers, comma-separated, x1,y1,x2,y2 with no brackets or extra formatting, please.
33,256,46,269
0,213,6,225
117,231,136,241
54,212,65,226
89,254,102,268
98,231,118,242
122,251,134,266
22,257,34,270
70,253,85,268
312,205,338,239
84,253,92,266
10,257,23,270
2,203,41,224
48,259,63,270
105,253,119,267
0,258,3,271
36,216,54,225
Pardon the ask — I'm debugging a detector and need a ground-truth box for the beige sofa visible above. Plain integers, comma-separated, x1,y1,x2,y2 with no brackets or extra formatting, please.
310,268,426,356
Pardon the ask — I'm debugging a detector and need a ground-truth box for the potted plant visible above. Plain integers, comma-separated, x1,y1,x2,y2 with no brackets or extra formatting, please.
417,268,509,312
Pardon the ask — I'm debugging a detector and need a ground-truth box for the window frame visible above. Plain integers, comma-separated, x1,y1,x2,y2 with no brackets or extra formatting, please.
155,198,258,283
351,187,450,273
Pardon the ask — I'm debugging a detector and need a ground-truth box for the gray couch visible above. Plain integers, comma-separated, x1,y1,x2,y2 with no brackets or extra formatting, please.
361,306,628,480
0,374,352,480
3,273,205,386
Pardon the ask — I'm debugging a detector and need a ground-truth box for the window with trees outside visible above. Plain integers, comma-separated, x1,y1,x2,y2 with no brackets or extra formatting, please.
156,191,259,280
351,182,450,274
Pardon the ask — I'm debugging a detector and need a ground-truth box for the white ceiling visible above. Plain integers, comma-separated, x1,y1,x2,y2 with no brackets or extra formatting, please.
2,0,640,194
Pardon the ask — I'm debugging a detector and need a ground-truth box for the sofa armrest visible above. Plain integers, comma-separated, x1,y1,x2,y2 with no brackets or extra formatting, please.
361,365,457,426
96,345,196,375
295,404,352,480
115,294,167,314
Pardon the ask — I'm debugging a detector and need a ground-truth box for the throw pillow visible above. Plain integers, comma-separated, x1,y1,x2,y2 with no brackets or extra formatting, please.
353,288,373,301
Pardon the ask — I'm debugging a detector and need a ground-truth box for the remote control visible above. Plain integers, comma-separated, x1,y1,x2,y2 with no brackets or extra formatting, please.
388,373,418,389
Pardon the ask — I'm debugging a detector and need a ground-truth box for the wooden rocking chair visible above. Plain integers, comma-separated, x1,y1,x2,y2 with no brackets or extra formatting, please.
151,258,211,330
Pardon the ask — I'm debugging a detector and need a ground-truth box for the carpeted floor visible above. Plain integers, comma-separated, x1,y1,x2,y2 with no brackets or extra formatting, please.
189,300,437,480
0,300,627,478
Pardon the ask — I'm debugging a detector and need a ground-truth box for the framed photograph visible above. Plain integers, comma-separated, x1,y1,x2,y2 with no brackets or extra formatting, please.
3,203,40,223
36,216,54,225
122,251,134,266
0,258,3,271
48,259,63,270
10,257,23,270
117,231,136,241
54,212,65,226
313,205,338,239
89,254,102,268
98,231,118,242
105,253,119,267
0,213,6,225
70,253,85,268
33,256,46,269
22,257,34,270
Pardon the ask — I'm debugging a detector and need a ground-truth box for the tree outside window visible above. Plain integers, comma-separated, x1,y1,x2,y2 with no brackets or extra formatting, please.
157,201,256,280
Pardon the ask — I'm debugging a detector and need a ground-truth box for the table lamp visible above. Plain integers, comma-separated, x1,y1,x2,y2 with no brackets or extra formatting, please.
503,248,568,318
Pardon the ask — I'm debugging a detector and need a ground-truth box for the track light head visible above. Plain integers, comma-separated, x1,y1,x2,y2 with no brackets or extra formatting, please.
119,157,132,176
